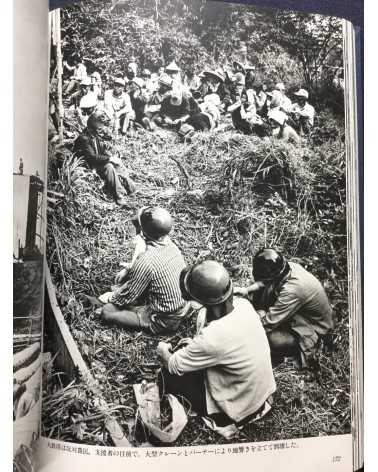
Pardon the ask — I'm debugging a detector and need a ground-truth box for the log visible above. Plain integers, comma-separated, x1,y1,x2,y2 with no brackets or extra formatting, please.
45,265,131,447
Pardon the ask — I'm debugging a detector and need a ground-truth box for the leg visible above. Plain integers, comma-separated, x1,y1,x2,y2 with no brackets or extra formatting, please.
157,368,207,416
101,303,145,329
96,163,127,202
267,329,300,367
110,160,136,195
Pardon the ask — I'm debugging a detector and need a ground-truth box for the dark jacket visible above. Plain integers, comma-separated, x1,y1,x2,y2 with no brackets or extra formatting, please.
73,129,112,168
160,93,200,120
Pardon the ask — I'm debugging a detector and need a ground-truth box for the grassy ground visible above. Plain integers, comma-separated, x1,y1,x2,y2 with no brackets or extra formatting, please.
42,116,351,446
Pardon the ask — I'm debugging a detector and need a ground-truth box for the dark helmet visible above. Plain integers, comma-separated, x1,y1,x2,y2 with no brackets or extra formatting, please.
183,260,233,305
252,248,288,281
139,206,173,240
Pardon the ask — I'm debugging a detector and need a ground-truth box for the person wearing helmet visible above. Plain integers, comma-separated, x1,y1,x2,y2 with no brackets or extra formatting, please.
267,109,300,144
100,207,188,334
289,88,315,134
104,77,135,135
165,61,182,85
234,248,334,372
156,260,276,436
73,111,136,206
125,62,138,81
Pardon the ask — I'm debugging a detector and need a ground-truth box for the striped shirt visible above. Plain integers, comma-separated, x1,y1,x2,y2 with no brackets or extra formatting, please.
109,238,186,314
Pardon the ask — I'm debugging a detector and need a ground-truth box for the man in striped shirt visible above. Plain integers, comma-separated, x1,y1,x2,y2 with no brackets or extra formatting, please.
101,207,188,334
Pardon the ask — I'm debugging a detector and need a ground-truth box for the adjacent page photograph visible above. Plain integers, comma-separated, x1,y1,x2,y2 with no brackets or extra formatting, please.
15,0,364,470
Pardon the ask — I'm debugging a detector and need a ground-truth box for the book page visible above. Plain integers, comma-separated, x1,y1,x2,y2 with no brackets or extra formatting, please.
13,0,49,471
39,1,360,471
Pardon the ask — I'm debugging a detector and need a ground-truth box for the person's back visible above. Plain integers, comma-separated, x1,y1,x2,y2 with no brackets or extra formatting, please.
141,240,186,314
199,297,276,422
284,262,333,334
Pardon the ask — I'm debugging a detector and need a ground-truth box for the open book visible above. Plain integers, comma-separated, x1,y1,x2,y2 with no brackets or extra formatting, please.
13,0,363,471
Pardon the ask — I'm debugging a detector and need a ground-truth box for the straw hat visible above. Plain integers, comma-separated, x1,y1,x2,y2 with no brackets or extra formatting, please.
80,94,98,109
275,82,285,92
166,61,180,72
158,73,173,88
130,77,145,89
204,69,225,83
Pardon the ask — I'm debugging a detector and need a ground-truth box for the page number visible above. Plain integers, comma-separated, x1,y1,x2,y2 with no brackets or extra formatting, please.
332,456,341,463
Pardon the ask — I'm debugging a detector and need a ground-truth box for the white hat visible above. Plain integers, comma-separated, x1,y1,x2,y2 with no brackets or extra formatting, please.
294,88,309,99
80,94,98,109
166,61,180,72
80,77,92,86
275,82,285,92
114,77,126,87
127,62,138,74
268,109,287,126
130,77,145,89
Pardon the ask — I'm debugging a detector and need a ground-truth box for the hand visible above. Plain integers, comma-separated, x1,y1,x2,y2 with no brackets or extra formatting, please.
156,342,173,363
233,287,249,297
175,337,192,349
115,267,129,285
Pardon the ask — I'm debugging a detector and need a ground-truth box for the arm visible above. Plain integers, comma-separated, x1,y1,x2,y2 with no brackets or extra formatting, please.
159,335,218,376
116,94,133,116
109,254,151,306
259,287,303,332
73,135,111,164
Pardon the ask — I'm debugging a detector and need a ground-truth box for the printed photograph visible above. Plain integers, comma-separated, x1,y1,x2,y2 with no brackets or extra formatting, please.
42,0,350,448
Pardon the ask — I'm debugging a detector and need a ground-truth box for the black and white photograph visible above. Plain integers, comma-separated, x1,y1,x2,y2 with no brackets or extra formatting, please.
42,0,350,449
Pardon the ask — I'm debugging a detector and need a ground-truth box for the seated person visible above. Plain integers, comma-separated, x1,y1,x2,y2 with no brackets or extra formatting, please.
146,73,173,119
104,77,134,135
275,82,292,113
156,87,200,128
234,248,334,372
289,88,315,135
203,69,230,108
77,93,99,131
101,207,189,334
157,260,276,435
229,89,268,137
253,82,268,118
63,54,87,96
73,112,136,206
267,109,300,144
128,77,154,131
68,76,93,109
178,94,221,141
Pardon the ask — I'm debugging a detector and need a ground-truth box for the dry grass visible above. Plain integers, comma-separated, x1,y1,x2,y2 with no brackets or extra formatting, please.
42,116,350,446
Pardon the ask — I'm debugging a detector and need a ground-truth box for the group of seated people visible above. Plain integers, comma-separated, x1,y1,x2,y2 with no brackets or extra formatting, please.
84,205,334,436
59,54,316,144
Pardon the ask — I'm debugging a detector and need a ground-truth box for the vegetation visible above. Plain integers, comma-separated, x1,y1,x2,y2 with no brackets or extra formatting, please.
43,0,349,446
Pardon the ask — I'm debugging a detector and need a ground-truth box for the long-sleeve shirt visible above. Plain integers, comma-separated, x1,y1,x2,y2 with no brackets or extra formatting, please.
160,93,200,120
290,102,315,126
260,262,333,335
104,90,133,118
168,298,276,423
73,129,112,168
110,238,186,314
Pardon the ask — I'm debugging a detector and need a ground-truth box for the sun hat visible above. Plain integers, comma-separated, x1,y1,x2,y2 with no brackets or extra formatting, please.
114,77,126,87
267,109,287,126
294,88,309,99
166,61,181,73
79,94,98,109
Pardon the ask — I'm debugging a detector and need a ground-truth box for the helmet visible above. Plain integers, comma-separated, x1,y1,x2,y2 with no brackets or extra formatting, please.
142,68,151,77
139,207,173,240
114,77,126,87
252,248,288,281
275,82,285,92
183,260,233,305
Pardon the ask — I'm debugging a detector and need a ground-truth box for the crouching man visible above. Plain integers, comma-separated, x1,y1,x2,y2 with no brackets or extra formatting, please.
73,112,136,206
234,248,334,372
157,260,276,435
101,207,189,334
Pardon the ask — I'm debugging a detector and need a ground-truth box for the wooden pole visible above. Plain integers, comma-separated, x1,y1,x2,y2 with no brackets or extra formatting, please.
54,9,64,143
